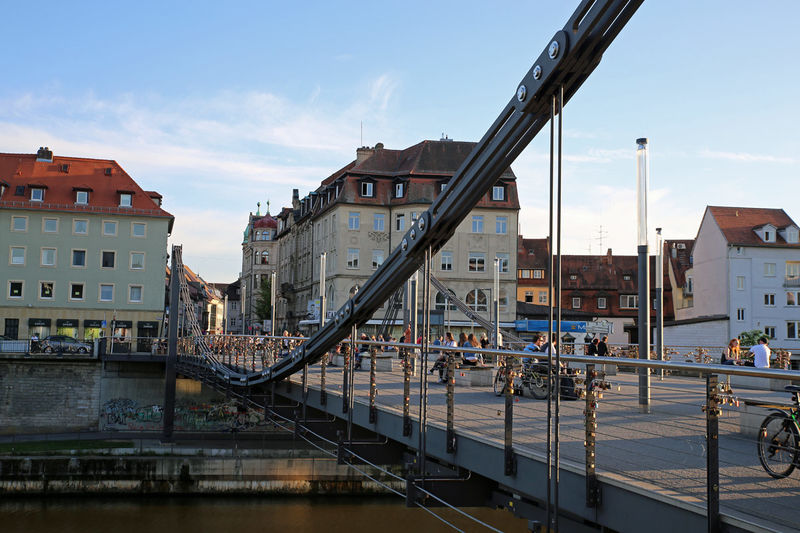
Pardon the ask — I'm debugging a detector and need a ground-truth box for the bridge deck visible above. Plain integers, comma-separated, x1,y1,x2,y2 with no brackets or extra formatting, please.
283,362,800,532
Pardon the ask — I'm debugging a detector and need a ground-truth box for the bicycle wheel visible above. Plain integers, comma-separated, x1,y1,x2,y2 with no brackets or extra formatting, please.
493,368,506,396
528,370,549,400
757,412,799,479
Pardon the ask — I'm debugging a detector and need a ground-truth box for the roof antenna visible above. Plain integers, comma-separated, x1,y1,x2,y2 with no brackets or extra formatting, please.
360,121,363,147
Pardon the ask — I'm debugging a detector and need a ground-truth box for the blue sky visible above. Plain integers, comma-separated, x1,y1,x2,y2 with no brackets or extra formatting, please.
1,1,798,281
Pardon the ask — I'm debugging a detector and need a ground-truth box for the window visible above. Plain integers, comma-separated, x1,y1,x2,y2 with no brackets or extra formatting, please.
130,252,145,270
736,276,745,290
129,285,143,303
525,291,534,303
496,216,507,234
466,289,488,312
8,281,23,298
99,284,114,302
43,218,58,233
534,269,544,279
396,214,405,231
440,251,453,271
787,291,799,306
102,251,116,269
492,185,505,201
520,269,531,279
73,219,88,235
347,248,359,269
569,274,578,281
12,216,27,232
372,250,384,270
787,228,800,244
360,181,374,197
435,291,457,311
394,182,404,198
471,215,484,233
440,182,447,192
119,193,132,207
496,253,509,273
103,220,117,236
499,290,509,310
686,276,694,294
260,251,269,264
10,247,25,265
348,211,360,230
764,230,772,242
598,297,607,309
765,326,776,339
623,274,632,281
373,214,385,231
70,283,84,301
39,281,54,300
468,252,485,272
764,293,775,306
736,308,745,321
787,322,799,340
132,222,146,237
787,261,800,281
41,248,56,266
31,188,44,202
572,297,581,309
75,190,89,204
620,295,638,309
764,263,776,277
72,249,86,267
538,292,548,304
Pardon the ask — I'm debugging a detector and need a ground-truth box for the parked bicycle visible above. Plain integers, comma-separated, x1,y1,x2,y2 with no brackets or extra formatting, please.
757,384,800,479
493,357,549,400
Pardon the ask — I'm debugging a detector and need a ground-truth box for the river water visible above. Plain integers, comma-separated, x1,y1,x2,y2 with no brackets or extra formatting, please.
2,496,529,532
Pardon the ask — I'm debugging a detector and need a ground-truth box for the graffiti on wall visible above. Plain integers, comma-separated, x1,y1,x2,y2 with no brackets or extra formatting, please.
101,398,267,432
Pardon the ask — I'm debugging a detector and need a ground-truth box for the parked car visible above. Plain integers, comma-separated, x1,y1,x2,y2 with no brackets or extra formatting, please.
40,335,92,354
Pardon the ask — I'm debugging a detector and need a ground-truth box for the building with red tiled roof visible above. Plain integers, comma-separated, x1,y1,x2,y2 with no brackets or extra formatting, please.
239,201,279,333
1,147,173,341
276,139,520,335
667,206,800,351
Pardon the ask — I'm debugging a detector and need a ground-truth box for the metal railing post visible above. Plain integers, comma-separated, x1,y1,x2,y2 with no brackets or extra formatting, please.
403,349,412,437
446,352,456,453
585,363,600,507
369,346,377,424
504,355,516,476
320,351,327,406
705,374,721,533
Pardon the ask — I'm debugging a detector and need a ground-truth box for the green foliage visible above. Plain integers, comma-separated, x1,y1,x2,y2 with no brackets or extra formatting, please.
255,276,272,321
738,328,766,347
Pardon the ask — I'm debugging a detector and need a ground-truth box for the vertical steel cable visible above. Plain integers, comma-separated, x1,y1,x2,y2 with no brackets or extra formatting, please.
545,93,555,529
554,83,564,533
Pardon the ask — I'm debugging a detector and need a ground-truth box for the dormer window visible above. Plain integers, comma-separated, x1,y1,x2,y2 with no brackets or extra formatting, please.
30,188,44,202
76,190,89,205
492,185,506,201
758,224,777,243
360,179,375,198
787,227,800,244
395,182,405,198
764,230,773,242
119,193,132,207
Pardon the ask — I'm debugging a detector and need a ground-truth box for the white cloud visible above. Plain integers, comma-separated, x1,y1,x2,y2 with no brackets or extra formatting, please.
699,149,795,164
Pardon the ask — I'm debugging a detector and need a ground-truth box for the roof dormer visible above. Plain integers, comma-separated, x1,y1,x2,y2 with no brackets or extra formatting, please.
780,224,800,244
755,223,777,243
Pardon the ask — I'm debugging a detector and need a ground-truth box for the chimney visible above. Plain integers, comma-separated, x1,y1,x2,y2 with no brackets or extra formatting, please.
292,188,300,209
605,248,613,265
36,146,53,162
356,142,383,164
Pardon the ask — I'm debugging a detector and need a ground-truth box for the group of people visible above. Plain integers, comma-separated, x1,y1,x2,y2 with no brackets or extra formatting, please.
721,336,772,368
586,336,610,356
429,331,488,382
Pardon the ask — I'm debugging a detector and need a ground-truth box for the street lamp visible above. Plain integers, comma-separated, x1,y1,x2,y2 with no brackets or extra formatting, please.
636,137,650,410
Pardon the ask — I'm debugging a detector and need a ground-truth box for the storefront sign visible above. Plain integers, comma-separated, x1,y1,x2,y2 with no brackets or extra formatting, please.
137,321,159,330
84,319,103,328
56,319,79,327
112,320,133,328
514,320,586,333
28,318,51,327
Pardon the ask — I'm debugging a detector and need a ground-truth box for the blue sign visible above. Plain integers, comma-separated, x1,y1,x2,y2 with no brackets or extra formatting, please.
514,320,586,333
101,320,107,327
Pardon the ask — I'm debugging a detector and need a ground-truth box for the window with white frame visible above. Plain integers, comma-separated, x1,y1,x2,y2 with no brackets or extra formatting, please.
360,181,374,197
787,227,800,243
119,193,132,207
31,188,44,201
736,276,745,290
396,214,405,231
736,308,745,321
372,250,384,270
130,252,145,270
103,220,117,236
99,284,114,302
395,182,404,198
534,269,544,279
787,321,799,340
73,219,88,235
440,251,453,271
435,290,457,311
764,326,776,339
132,222,146,237
75,190,89,204
41,248,56,266
492,185,505,201
764,262,776,277
787,261,800,281
348,211,360,230
8,281,23,298
468,252,485,272
620,295,638,309
764,293,775,306
496,253,509,273
499,289,509,310
347,248,359,269
466,289,488,312
43,218,58,233
495,216,507,234
102,251,116,269
129,285,143,303
10,247,25,265
787,291,799,306
525,291,533,303
686,276,694,293
411,212,418,222
538,292,548,304
598,297,607,309
373,214,385,232
39,281,54,300
572,297,581,309
72,249,86,267
471,215,484,233
519,269,531,279
12,216,27,232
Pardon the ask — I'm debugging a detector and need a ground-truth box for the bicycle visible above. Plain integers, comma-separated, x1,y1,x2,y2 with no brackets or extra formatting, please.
757,384,800,479
493,356,549,400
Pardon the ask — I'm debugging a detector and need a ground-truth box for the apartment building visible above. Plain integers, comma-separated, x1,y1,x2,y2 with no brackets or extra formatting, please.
240,205,279,332
276,139,520,334
1,147,172,341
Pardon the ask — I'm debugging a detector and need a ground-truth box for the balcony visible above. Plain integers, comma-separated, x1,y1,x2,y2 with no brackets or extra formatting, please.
784,276,800,288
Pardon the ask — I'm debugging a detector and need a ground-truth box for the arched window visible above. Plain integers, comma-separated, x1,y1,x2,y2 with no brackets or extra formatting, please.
435,290,456,310
466,289,487,312
255,231,261,241
261,251,269,264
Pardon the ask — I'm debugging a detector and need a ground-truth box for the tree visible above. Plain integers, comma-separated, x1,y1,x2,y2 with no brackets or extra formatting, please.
738,328,766,347
255,276,272,321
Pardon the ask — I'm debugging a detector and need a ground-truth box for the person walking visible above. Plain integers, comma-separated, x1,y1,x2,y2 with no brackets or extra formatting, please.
596,336,609,357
